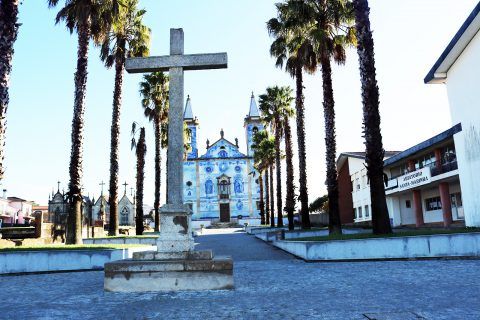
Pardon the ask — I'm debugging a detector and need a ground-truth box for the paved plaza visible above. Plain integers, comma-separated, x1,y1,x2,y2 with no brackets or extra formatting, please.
1,229,479,319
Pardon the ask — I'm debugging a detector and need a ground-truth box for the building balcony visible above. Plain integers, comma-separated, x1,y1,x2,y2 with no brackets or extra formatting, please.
431,161,458,177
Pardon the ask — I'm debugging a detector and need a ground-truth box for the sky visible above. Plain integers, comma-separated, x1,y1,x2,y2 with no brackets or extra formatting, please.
5,0,478,206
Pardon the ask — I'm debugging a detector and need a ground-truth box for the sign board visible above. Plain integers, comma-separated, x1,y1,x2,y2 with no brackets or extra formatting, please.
397,167,431,192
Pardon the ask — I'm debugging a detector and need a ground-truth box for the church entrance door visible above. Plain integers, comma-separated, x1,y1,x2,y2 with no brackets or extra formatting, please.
219,203,230,222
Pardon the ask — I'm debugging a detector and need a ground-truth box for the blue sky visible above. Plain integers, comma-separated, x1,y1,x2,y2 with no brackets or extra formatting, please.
5,0,477,205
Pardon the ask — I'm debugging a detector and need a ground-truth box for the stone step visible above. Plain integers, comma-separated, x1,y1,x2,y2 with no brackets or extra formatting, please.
132,250,214,261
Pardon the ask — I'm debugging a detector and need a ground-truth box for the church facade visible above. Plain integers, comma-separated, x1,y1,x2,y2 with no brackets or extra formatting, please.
48,186,135,227
183,94,264,222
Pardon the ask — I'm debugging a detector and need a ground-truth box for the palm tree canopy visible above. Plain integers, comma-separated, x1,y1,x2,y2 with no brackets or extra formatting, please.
139,71,169,147
48,0,120,40
267,6,317,76
271,0,356,67
252,130,276,172
258,86,295,138
100,0,150,67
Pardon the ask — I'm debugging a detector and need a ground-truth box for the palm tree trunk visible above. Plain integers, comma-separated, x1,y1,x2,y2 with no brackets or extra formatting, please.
284,117,295,231
0,0,19,181
258,172,265,225
274,118,283,228
320,56,342,235
154,119,161,232
136,128,146,235
66,22,91,245
295,66,310,229
269,165,275,227
265,171,270,225
108,50,125,237
353,0,392,234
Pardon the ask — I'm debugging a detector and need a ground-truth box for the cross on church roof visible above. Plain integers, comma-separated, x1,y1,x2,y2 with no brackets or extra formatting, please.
123,181,128,195
99,181,105,195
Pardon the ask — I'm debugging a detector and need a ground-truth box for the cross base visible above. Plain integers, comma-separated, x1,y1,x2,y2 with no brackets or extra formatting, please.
156,204,194,254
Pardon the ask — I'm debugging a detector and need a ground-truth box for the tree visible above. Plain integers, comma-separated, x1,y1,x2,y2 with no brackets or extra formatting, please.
268,6,317,230
259,86,294,228
252,130,276,227
0,0,20,182
139,72,169,232
101,0,150,236
131,122,146,235
278,0,356,235
309,195,329,213
48,0,119,244
353,0,392,234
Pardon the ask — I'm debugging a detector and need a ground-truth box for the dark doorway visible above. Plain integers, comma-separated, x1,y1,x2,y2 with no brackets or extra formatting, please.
219,203,230,222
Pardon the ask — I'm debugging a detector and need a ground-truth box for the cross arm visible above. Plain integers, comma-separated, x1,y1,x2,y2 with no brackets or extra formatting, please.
125,53,228,73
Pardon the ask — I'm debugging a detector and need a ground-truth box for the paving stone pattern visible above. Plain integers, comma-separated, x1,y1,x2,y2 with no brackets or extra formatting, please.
0,228,479,319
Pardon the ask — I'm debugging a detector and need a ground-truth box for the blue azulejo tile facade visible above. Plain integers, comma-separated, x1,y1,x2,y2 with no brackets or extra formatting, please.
183,93,264,222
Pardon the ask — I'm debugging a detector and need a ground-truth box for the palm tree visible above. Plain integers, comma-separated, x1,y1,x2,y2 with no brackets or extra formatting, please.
139,72,169,232
268,4,317,230
48,0,119,244
252,130,276,227
131,122,146,235
353,0,392,234
101,0,150,236
277,0,356,234
283,112,296,230
259,86,294,228
0,0,20,182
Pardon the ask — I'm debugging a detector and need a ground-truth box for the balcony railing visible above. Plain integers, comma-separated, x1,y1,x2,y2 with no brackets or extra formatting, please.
431,161,458,177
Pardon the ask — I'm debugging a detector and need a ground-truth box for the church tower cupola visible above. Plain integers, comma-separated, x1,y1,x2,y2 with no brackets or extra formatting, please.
244,92,264,156
184,95,199,159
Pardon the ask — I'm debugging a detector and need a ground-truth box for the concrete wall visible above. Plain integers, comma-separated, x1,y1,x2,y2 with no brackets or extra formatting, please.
446,31,480,227
0,247,152,275
82,237,157,245
256,228,368,242
273,232,480,261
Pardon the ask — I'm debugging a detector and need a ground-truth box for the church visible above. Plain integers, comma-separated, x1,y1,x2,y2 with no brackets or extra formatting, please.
47,183,136,227
183,93,264,222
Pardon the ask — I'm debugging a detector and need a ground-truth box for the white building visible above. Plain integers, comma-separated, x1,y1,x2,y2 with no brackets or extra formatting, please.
425,2,480,227
340,125,463,227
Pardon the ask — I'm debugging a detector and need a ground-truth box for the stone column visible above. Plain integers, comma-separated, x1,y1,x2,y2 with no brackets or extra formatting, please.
439,182,453,227
158,29,194,256
413,190,424,227
167,66,184,205
434,148,443,170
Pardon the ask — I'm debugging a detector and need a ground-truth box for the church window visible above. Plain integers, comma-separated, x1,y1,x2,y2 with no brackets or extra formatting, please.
218,150,228,158
218,179,231,199
253,126,258,134
120,207,129,225
186,181,192,187
235,165,242,173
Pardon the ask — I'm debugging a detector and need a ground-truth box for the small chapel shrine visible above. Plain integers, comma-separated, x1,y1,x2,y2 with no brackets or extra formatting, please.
183,93,264,222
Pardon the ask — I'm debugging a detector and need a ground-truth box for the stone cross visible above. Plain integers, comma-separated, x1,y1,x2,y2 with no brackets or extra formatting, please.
122,181,128,195
99,181,105,195
126,28,227,256
126,28,227,206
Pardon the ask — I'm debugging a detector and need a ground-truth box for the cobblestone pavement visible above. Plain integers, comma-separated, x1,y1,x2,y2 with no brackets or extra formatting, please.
1,228,479,319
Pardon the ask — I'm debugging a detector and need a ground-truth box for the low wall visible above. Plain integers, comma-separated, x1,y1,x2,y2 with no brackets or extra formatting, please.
273,232,480,261
256,228,369,242
82,237,157,245
0,247,152,275
245,226,289,235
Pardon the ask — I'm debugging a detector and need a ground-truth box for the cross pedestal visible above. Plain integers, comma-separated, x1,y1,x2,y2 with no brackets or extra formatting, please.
104,29,233,292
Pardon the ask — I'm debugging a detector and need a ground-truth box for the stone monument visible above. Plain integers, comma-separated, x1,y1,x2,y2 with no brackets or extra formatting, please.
104,29,233,292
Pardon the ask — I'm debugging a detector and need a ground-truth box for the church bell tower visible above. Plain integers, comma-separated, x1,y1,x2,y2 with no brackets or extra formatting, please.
244,92,263,156
184,95,199,159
